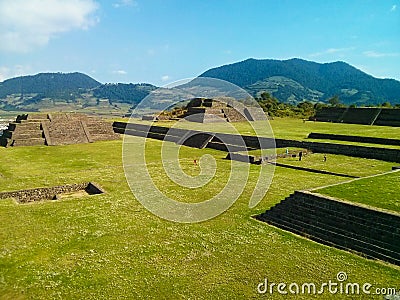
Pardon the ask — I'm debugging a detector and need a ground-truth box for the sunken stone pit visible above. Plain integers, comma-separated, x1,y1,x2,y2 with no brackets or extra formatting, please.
0,182,104,203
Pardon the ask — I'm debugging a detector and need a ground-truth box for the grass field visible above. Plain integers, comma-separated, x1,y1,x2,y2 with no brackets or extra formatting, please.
0,127,399,299
315,171,400,213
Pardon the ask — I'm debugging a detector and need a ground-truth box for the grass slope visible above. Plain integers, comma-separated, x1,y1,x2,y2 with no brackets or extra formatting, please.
315,171,400,213
0,137,399,299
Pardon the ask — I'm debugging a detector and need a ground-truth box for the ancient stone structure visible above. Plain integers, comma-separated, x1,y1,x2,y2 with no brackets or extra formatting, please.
183,98,266,123
255,190,400,265
308,132,400,146
0,182,104,203
312,107,400,127
0,113,120,147
113,122,400,163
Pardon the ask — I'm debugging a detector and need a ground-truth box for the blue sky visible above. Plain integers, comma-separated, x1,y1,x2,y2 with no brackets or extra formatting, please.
0,0,399,85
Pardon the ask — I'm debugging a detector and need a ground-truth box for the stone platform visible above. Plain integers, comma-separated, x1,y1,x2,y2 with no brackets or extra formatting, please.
183,97,266,123
0,113,120,147
255,190,400,265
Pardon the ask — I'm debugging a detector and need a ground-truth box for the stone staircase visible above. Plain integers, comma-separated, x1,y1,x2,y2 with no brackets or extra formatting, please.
1,113,119,147
1,120,46,147
256,191,400,265
85,117,120,141
222,107,247,122
244,107,267,121
184,107,227,123
182,98,266,123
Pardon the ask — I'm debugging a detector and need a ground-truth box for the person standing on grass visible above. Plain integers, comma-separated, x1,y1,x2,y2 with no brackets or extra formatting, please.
299,151,303,161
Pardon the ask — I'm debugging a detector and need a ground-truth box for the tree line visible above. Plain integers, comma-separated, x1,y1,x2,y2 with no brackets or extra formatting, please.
256,92,400,119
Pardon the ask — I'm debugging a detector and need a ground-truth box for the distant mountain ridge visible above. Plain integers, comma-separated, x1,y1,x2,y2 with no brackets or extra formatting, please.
0,72,100,98
0,72,157,111
200,58,400,105
1,58,400,112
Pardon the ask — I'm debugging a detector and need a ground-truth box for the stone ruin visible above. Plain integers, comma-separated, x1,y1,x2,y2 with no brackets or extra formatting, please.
256,190,400,266
183,97,267,123
0,113,120,147
0,182,104,203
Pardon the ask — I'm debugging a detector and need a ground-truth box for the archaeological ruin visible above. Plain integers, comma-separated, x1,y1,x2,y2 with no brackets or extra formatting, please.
0,113,120,147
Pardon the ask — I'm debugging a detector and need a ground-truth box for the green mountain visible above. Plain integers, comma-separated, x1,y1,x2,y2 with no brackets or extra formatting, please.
200,58,400,105
0,72,100,98
93,83,157,105
0,73,157,112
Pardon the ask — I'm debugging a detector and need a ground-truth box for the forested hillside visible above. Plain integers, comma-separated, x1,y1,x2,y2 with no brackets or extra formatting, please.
200,58,400,105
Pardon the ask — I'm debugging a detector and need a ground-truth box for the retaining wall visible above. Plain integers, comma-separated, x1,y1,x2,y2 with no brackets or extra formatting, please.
0,182,104,203
256,190,400,265
308,132,400,146
113,122,400,163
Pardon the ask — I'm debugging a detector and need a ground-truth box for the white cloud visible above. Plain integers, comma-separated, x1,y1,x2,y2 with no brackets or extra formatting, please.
0,67,9,82
363,50,400,58
0,65,32,82
390,4,397,11
161,75,170,82
113,0,137,8
0,0,99,53
309,47,355,57
113,70,127,75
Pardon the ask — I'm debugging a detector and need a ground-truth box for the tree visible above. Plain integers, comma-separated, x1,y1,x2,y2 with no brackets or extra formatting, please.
328,96,341,107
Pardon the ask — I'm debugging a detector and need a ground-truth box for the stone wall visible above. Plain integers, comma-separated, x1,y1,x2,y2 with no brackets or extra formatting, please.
255,190,400,265
312,107,400,127
308,132,400,146
340,107,381,125
0,182,104,203
274,138,400,163
374,109,400,127
113,122,400,163
311,107,346,122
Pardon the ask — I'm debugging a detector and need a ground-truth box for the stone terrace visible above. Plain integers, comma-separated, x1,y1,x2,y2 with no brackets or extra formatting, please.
256,190,400,265
312,107,400,127
183,97,266,123
0,113,120,147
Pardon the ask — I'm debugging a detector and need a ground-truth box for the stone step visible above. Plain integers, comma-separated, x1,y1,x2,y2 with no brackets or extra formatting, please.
263,215,400,265
257,191,400,265
268,205,400,253
8,122,42,131
3,131,43,139
90,134,120,141
287,197,400,235
271,194,400,237
11,138,46,147
295,192,400,228
26,113,49,120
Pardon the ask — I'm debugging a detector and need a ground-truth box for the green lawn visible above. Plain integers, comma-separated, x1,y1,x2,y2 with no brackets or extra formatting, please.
315,171,400,213
275,152,395,178
0,136,399,299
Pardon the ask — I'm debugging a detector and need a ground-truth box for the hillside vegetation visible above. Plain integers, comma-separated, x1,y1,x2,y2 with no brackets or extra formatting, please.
200,58,400,105
0,73,156,112
1,58,400,112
